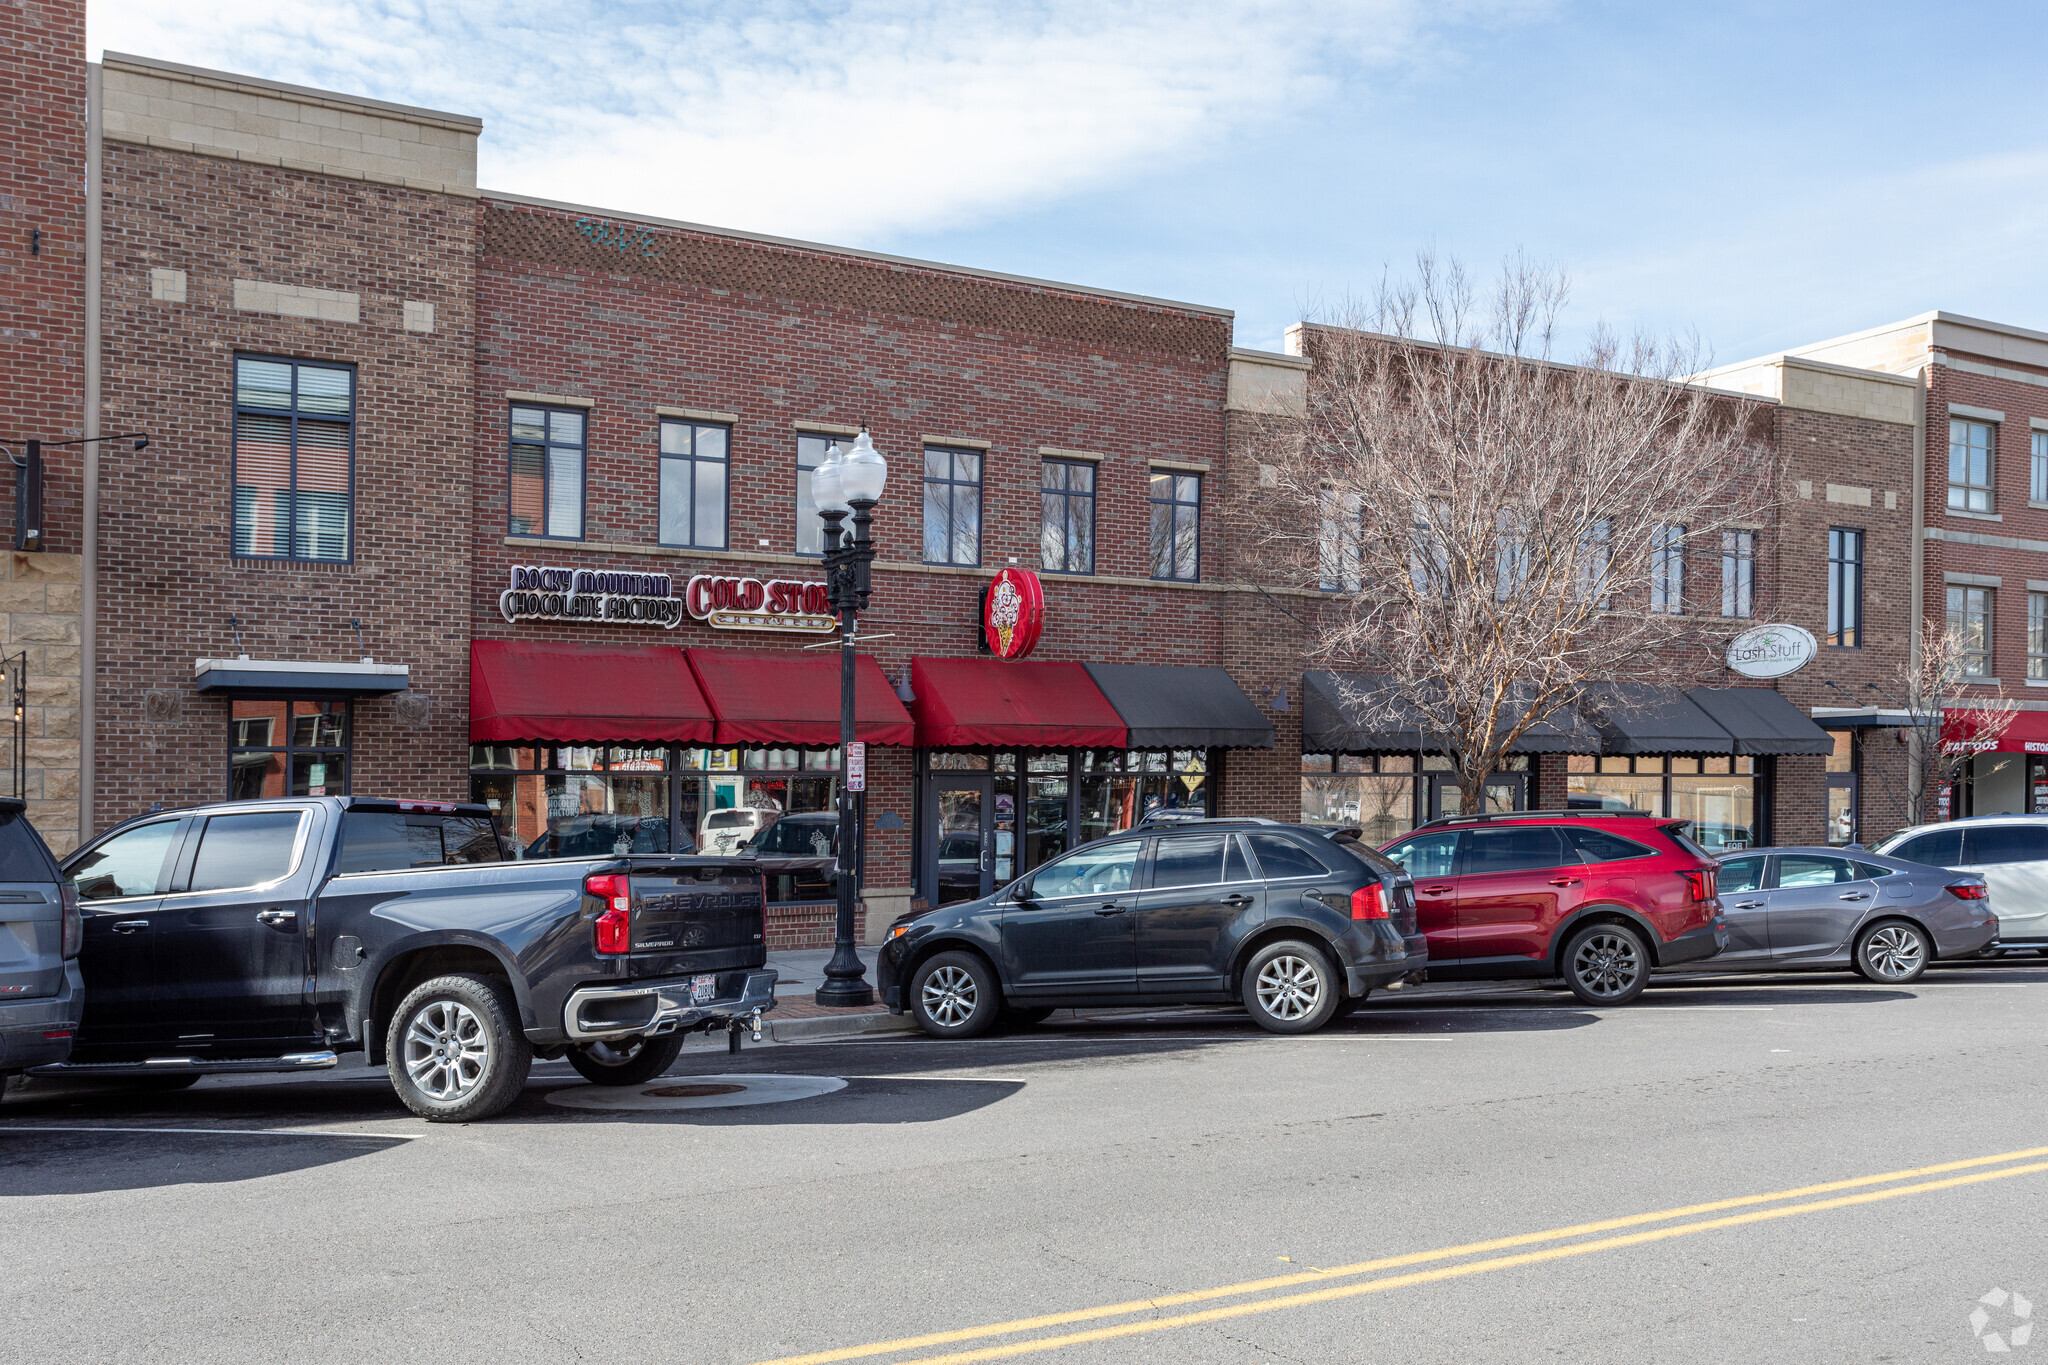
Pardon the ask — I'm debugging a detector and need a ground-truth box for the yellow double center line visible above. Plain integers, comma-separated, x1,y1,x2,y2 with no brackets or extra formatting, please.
753,1144,2048,1365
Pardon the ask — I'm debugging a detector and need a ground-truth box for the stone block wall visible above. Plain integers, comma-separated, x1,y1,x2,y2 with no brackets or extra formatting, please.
0,551,84,852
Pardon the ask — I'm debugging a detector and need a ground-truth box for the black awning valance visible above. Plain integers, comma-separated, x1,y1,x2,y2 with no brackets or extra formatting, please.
194,658,410,699
1083,664,1273,749
1302,671,1597,754
1686,686,1836,755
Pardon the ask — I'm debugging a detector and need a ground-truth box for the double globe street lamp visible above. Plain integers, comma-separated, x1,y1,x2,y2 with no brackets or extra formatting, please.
809,428,887,1007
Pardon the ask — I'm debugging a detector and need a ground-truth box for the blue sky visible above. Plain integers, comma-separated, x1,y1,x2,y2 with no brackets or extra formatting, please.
94,1,2048,361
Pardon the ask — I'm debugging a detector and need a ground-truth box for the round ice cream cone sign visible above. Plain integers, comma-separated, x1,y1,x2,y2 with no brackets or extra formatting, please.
983,566,1045,659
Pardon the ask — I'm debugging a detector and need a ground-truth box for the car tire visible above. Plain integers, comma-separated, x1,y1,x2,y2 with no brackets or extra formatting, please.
1562,922,1651,1006
565,1032,686,1086
910,951,1001,1039
1855,920,1931,984
1332,989,1371,1019
1001,1005,1056,1027
387,973,532,1123
1243,940,1340,1034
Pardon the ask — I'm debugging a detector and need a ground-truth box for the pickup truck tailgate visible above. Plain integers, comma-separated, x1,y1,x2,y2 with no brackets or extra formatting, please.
625,864,765,970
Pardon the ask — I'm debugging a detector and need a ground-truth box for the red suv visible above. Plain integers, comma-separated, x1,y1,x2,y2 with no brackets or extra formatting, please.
1380,811,1728,1005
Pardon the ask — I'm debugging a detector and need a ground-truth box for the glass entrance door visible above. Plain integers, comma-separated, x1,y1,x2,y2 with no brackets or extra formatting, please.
928,775,995,906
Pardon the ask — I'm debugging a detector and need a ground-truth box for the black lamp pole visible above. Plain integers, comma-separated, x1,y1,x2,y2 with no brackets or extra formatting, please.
814,490,878,1007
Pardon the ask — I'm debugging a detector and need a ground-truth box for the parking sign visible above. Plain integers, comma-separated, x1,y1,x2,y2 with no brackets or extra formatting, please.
846,741,866,792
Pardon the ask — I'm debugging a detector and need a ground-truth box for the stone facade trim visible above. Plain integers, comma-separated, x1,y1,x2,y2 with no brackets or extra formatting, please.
1038,447,1105,462
792,420,860,437
1927,526,2048,554
656,406,737,424
922,435,991,450
1149,458,1211,473
148,267,185,302
505,390,593,408
233,279,359,323
1825,483,1872,506
1944,571,2003,587
1227,348,1311,417
1949,402,2007,423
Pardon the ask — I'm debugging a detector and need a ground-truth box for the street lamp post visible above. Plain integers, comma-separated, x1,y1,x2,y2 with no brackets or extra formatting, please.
811,428,887,1007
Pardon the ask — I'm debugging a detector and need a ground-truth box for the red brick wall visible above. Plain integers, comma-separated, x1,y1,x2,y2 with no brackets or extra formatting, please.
93,143,476,828
0,0,86,548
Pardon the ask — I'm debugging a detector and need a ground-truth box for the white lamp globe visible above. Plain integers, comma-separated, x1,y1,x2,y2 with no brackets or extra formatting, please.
842,427,888,505
812,440,849,513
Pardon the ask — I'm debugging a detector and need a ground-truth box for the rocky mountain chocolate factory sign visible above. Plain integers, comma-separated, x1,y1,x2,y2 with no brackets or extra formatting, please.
498,566,835,634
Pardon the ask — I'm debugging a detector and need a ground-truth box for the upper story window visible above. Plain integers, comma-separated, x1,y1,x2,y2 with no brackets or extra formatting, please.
2034,430,2048,504
1721,529,1755,618
1317,489,1362,592
1150,471,1202,581
923,446,983,566
1827,528,1862,647
232,356,354,562
1948,584,1993,677
658,419,729,549
795,434,844,557
2030,592,2048,682
1949,418,1995,513
1040,459,1095,574
509,406,585,539
1650,523,1685,614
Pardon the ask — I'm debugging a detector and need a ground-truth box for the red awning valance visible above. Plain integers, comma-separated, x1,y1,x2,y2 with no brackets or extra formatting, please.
1943,707,2048,754
909,657,1128,748
686,648,915,746
469,640,715,743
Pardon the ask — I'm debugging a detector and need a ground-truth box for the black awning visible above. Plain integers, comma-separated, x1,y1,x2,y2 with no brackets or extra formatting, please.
1302,671,1596,754
1586,684,1734,754
1686,687,1836,755
194,658,411,699
1082,664,1273,749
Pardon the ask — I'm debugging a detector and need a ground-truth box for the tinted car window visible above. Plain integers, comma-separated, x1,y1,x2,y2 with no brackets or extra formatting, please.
1222,835,1255,884
1246,833,1334,880
187,811,304,892
1853,861,1896,880
1887,829,1963,866
1777,855,1854,888
753,819,837,856
1564,828,1657,864
524,816,670,859
1031,842,1140,897
1383,831,1459,879
69,819,179,900
1153,834,1226,889
1717,856,1765,893
1963,825,2048,866
1460,826,1569,875
0,810,57,882
336,812,502,873
705,811,753,829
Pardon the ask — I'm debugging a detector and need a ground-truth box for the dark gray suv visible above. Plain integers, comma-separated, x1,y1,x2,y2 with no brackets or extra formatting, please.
0,799,82,1091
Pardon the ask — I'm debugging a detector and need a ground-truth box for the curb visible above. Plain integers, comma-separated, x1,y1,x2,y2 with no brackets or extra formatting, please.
767,1012,918,1043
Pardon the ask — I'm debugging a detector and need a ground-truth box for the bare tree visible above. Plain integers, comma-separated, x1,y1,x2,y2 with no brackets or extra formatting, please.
1238,253,1781,812
1861,624,2018,829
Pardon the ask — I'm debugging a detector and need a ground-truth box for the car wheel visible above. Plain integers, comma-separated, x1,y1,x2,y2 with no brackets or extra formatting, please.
1002,1005,1056,1027
910,951,1000,1039
1332,989,1371,1019
565,1032,686,1086
387,973,532,1123
1243,940,1339,1034
1563,922,1650,1006
1856,920,1930,984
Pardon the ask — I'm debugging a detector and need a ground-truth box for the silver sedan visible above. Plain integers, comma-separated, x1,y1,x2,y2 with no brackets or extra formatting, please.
1706,847,1998,983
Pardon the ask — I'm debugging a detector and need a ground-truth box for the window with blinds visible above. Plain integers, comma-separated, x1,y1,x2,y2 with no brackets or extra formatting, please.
232,357,355,562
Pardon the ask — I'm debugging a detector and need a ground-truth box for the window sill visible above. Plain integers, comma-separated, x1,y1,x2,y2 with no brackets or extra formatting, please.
2029,501,2048,510
2024,677,2048,688
1947,509,2004,522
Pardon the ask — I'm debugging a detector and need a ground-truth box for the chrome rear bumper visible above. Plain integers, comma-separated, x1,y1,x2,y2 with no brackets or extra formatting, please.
564,970,777,1041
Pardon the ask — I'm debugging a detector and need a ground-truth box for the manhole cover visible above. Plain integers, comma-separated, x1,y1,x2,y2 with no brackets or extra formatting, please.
546,1073,847,1112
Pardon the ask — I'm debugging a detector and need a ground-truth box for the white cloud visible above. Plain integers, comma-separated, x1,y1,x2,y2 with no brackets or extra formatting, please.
90,0,1540,242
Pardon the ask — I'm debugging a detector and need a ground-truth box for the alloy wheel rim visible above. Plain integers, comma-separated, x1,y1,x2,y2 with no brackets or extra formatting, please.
1865,925,1925,980
922,966,978,1027
1572,932,1641,999
1255,955,1322,1020
403,999,490,1100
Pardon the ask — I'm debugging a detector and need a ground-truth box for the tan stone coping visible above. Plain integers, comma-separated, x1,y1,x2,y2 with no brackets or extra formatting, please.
1148,459,1211,473
922,434,991,450
1038,446,1105,462
793,420,860,437
506,390,594,408
657,406,738,424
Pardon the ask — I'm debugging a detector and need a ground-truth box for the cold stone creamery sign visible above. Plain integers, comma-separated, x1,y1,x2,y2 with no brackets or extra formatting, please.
1725,623,1817,680
500,566,685,628
500,567,835,634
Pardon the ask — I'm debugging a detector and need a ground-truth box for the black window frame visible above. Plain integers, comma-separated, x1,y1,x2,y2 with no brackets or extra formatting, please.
1827,527,1863,648
922,445,985,568
227,699,352,801
1650,522,1686,614
1949,417,1996,513
1947,583,1994,677
507,403,587,541
657,417,731,550
794,432,849,559
1720,528,1755,619
1039,458,1097,575
231,353,357,564
1150,469,1202,582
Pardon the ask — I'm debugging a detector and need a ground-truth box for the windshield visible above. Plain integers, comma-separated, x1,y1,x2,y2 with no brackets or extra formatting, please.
752,820,836,856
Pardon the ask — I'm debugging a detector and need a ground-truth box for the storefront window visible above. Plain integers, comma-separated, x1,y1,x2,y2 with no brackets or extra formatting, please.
1825,730,1858,846
1298,752,1414,846
1569,753,1756,850
230,699,349,799
1077,749,1207,841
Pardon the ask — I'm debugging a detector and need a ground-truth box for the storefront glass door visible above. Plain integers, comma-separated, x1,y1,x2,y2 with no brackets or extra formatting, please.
928,775,994,906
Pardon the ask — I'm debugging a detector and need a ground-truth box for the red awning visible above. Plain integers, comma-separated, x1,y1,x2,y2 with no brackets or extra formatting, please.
909,657,1128,748
685,648,915,746
1944,707,2048,754
469,640,715,743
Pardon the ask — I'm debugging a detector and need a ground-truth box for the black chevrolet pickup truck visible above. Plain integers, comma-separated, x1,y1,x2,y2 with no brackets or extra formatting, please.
38,796,775,1121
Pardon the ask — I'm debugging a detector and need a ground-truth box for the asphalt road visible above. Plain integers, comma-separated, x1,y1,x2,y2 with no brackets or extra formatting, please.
8,963,2048,1363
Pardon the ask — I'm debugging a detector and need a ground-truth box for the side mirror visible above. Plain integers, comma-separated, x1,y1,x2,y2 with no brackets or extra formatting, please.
1012,881,1035,903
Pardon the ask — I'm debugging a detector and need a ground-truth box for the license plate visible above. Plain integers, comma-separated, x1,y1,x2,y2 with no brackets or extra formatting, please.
691,973,718,1004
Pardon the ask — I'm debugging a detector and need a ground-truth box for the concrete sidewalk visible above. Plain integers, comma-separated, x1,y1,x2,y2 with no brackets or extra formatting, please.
758,945,917,1042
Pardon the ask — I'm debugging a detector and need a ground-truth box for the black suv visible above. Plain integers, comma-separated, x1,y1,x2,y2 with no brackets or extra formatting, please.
878,818,1425,1037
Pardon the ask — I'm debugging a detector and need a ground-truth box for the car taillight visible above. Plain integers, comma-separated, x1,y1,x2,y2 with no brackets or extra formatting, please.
1351,883,1389,920
1681,870,1715,902
59,881,81,960
587,872,632,954
1947,882,1989,900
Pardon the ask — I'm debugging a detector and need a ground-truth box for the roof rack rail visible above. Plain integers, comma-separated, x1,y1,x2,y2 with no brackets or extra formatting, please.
1416,808,1664,830
1133,812,1283,828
